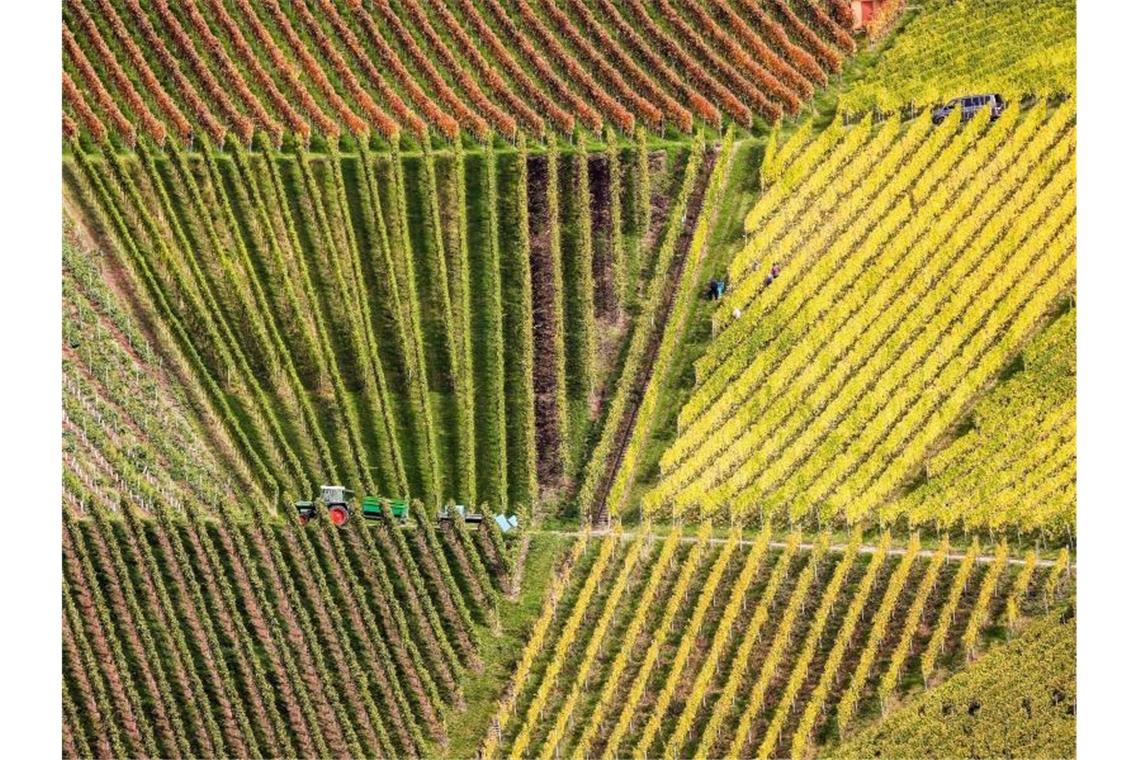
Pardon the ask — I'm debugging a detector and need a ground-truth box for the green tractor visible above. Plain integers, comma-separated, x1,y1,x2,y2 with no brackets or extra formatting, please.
294,485,354,527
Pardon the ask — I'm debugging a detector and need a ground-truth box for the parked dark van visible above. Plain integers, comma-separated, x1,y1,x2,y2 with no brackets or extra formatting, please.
932,94,1006,125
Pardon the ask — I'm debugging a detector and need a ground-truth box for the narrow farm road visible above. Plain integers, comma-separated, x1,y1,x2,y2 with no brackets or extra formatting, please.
530,527,1070,568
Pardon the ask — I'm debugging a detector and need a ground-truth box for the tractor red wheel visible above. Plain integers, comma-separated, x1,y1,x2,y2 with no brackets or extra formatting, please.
299,514,310,526
328,504,350,527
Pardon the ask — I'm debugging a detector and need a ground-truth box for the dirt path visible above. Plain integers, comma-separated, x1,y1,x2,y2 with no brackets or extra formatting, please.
639,150,671,277
588,154,619,320
532,528,1071,568
527,154,566,487
590,148,719,527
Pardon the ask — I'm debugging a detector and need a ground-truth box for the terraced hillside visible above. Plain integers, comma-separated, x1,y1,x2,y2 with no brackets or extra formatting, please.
62,0,860,145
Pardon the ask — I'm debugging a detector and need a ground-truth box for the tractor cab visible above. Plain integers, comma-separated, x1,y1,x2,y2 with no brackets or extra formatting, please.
361,496,410,522
319,484,354,527
439,504,484,525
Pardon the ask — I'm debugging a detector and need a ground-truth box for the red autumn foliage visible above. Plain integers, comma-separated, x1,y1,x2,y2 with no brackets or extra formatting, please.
827,0,858,29
420,0,546,134
63,112,78,141
323,0,447,139
202,0,309,143
267,0,387,138
609,0,750,125
401,0,517,137
795,0,858,54
75,0,180,142
515,0,637,132
538,0,661,129
110,0,227,143
652,0,786,120
231,0,340,140
712,0,828,86
364,0,489,139
179,0,284,144
462,0,589,132
681,0,813,100
756,0,845,72
589,0,720,127
64,27,134,143
63,71,106,142
866,0,907,41
563,0,693,131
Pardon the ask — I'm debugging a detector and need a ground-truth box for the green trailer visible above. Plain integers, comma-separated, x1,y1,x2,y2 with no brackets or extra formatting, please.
362,496,409,521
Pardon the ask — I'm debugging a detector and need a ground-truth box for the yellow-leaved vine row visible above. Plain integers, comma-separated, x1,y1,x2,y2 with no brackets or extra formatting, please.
567,524,687,759
835,533,923,735
533,525,650,760
691,529,804,759
596,524,716,760
629,527,743,758
877,536,951,707
1005,550,1038,629
960,542,1011,659
646,98,1076,532
920,538,981,685
480,532,588,760
726,535,832,758
754,532,865,759
659,522,774,758
789,531,893,757
506,531,620,760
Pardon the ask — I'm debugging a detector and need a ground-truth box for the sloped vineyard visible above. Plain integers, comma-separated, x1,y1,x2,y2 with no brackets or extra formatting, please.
61,0,861,145
647,98,1076,533
480,527,1072,760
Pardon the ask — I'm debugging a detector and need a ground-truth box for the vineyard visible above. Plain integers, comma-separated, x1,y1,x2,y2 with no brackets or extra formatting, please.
60,1,1079,758
63,131,717,514
480,526,1072,760
835,605,1076,758
841,0,1076,113
61,0,862,145
646,96,1076,534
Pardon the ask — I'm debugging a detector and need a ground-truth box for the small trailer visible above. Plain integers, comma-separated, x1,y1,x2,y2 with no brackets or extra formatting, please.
362,495,409,522
438,504,484,525
494,514,520,534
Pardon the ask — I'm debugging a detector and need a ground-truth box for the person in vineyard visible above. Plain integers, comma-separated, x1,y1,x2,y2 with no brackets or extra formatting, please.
765,261,782,287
